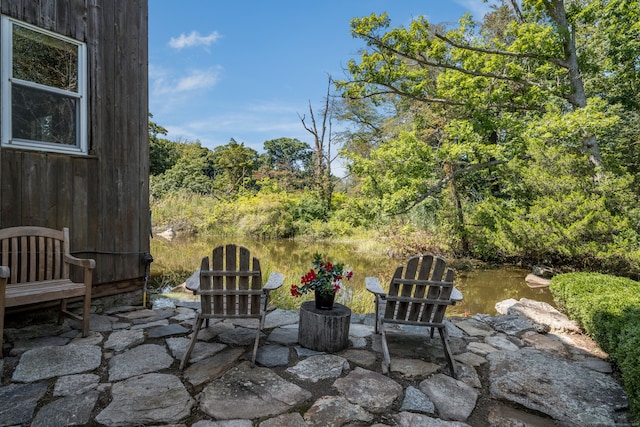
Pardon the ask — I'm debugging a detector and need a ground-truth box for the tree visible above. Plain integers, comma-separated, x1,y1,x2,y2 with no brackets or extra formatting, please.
336,0,639,256
299,76,339,212
148,114,179,176
211,138,259,198
150,139,216,198
257,137,312,190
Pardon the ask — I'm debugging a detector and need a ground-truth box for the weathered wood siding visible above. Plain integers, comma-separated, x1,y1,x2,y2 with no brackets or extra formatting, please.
0,0,150,296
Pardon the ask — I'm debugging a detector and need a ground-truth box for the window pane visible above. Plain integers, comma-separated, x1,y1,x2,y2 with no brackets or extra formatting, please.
12,84,77,146
12,23,79,92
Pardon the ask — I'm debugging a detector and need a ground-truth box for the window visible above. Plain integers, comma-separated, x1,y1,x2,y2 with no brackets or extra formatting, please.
1,16,87,154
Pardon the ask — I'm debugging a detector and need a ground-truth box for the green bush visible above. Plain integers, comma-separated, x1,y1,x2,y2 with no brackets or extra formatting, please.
550,273,640,419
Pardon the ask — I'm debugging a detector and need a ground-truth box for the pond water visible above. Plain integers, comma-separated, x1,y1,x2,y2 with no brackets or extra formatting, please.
150,235,556,316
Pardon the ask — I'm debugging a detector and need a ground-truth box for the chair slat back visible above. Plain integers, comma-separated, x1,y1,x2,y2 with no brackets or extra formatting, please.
384,254,455,326
0,226,69,284
199,244,263,318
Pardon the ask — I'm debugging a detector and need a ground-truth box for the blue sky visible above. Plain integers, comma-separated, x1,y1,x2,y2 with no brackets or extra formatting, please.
148,1,492,161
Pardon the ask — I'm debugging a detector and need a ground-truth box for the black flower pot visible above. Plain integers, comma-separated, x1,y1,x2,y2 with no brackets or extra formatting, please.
314,290,335,310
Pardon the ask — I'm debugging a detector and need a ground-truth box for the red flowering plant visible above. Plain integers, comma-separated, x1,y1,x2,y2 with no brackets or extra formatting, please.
290,253,353,297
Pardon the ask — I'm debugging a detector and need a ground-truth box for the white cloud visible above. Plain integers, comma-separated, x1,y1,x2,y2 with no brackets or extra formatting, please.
151,67,222,96
169,30,221,49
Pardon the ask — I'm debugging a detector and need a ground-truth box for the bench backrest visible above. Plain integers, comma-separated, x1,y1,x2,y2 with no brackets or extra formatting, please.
383,254,455,327
0,226,71,284
199,244,263,318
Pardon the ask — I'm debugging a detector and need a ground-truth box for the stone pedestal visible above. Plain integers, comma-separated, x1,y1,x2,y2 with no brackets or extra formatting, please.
298,302,351,352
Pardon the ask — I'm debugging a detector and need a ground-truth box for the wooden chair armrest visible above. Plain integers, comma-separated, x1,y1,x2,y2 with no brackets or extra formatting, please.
65,254,96,269
263,272,284,291
0,266,9,280
365,277,386,297
451,287,463,302
185,269,200,293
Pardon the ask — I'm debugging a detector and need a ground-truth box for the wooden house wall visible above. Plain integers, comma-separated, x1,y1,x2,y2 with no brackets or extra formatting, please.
0,0,150,297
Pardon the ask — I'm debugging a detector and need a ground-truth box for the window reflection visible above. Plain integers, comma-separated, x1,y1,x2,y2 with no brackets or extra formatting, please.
12,23,79,92
12,84,77,145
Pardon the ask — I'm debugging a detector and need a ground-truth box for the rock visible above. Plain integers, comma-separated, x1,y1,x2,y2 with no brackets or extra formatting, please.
521,332,569,358
218,327,264,346
31,391,99,427
166,337,227,363
12,345,102,382
400,386,436,414
532,265,556,279
0,382,48,426
454,352,487,367
286,354,350,382
485,334,520,352
487,347,628,426
393,411,472,426
266,327,299,345
505,298,581,333
254,344,290,367
479,314,548,336
259,412,307,427
487,403,563,427
303,395,374,427
103,329,145,351
263,309,300,329
199,362,312,420
147,323,190,338
333,367,403,413
467,341,499,356
108,344,173,381
390,357,440,378
452,318,494,337
96,373,194,426
420,373,479,422
183,347,244,388
53,373,100,396
341,349,378,369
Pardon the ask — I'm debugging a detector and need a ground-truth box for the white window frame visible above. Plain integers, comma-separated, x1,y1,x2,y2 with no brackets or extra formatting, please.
1,16,87,155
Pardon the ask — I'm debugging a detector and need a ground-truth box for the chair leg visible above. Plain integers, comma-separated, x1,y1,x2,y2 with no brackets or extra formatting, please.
180,317,203,370
380,324,391,373
438,326,457,378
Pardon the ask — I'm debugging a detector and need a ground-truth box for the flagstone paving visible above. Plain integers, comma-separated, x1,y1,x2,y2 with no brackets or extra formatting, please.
0,297,633,426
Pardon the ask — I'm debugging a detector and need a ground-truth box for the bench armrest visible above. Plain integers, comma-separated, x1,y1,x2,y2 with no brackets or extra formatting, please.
65,254,96,270
263,272,284,291
0,266,8,280
365,277,386,297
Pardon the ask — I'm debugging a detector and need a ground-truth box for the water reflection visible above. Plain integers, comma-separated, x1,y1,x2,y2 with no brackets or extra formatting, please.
151,235,556,316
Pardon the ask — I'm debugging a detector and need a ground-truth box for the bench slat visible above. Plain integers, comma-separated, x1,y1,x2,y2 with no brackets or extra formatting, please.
5,280,86,308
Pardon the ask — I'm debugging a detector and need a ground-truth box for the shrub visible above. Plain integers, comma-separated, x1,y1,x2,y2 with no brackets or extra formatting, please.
550,273,640,419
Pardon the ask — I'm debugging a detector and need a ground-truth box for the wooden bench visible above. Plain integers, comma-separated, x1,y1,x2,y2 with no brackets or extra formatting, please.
0,226,96,355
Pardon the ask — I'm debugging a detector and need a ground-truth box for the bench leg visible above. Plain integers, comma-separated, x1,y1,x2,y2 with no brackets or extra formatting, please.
0,303,4,359
82,294,91,337
59,299,67,325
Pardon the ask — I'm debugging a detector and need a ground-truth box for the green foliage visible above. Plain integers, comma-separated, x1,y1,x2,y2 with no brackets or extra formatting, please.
468,137,640,271
148,116,179,175
150,141,215,198
550,273,640,418
347,131,436,214
211,138,259,198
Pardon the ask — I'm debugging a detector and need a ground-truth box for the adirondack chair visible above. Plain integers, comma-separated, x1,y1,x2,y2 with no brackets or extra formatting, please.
180,244,284,369
365,254,462,377
0,226,95,356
